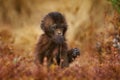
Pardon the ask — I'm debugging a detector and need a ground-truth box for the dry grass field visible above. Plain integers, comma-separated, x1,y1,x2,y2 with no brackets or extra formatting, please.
0,0,120,80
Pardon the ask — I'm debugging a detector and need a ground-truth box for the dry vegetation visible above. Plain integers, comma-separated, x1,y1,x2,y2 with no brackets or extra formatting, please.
0,0,120,80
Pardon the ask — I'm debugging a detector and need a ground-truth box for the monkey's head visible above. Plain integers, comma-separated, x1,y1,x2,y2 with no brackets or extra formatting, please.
41,12,67,44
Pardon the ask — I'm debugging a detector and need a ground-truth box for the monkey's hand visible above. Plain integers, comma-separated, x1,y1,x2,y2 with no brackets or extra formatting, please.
71,48,80,59
67,48,80,63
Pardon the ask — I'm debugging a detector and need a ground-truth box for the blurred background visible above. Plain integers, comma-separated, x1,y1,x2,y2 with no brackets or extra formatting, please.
0,0,114,53
1,0,120,79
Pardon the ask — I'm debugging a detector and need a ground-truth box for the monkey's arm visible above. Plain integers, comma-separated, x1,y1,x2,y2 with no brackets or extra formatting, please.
60,42,69,68
34,34,51,64
67,48,80,63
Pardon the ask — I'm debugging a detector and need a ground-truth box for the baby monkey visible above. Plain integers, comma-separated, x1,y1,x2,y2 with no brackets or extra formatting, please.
35,12,80,68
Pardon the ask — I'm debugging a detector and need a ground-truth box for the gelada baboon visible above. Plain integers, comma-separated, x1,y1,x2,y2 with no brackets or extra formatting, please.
35,12,80,68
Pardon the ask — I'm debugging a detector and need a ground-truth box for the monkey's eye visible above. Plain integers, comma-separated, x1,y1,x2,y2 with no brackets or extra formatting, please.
50,24,57,31
61,24,67,30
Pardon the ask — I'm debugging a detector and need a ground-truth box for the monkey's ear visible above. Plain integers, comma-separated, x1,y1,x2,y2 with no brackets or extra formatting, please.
40,20,45,31
41,25,45,31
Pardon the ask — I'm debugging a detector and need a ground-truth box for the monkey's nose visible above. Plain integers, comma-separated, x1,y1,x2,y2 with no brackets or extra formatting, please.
58,32,62,35
55,29,63,36
57,31,63,35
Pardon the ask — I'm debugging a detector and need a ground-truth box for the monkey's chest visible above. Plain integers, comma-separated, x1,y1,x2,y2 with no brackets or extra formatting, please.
52,48,59,56
45,46,59,57
44,46,60,65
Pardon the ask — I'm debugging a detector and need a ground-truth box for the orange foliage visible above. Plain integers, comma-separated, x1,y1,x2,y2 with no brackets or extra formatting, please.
0,11,120,80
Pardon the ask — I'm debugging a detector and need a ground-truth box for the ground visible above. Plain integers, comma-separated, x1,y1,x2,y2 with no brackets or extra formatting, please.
0,0,120,80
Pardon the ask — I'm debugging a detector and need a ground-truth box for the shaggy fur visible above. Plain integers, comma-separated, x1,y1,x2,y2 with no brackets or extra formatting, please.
35,12,80,68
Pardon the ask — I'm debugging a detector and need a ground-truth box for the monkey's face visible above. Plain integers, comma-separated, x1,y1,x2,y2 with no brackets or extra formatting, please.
48,24,66,44
41,12,68,44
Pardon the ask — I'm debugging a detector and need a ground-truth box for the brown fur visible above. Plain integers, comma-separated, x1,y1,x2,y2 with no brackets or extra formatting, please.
34,12,80,68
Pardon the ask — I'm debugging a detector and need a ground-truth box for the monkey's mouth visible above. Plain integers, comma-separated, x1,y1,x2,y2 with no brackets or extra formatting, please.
52,35,65,44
